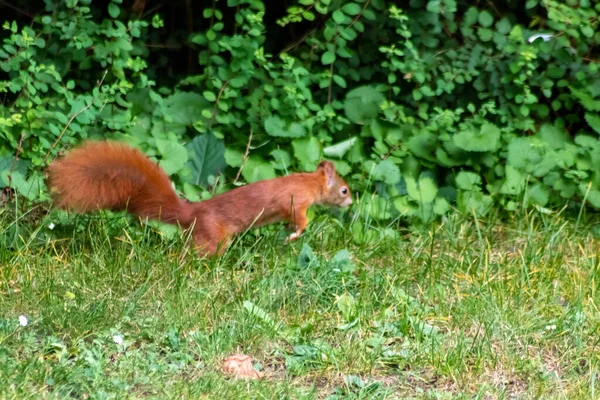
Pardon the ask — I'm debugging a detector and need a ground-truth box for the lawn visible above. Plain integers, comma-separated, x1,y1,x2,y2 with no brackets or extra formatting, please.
1,209,599,399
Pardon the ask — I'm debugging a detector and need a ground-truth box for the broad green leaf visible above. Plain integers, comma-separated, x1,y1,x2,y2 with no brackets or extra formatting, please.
584,112,600,134
371,159,401,185
241,156,276,183
108,3,120,18
321,51,336,65
405,176,437,204
455,171,481,191
478,10,493,28
292,137,321,171
157,139,188,175
323,137,357,158
270,149,292,170
185,133,227,186
500,165,526,195
342,3,361,15
453,123,500,152
343,86,385,124
264,115,306,138
538,124,568,149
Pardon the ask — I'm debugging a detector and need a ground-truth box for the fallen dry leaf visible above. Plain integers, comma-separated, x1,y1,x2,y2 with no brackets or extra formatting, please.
222,354,263,380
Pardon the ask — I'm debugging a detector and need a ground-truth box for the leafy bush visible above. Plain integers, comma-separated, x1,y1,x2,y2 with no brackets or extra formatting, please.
1,0,600,225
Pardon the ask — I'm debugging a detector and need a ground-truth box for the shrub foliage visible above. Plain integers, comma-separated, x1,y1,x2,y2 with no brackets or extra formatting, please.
1,0,600,223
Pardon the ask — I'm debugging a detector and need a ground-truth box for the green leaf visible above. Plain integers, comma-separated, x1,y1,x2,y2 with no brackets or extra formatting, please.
478,10,493,28
241,156,276,183
108,3,120,18
500,165,526,195
584,112,600,134
321,51,336,65
405,176,437,204
292,137,322,171
157,139,188,175
342,3,361,15
453,123,500,152
298,243,316,269
323,137,357,158
538,124,568,149
264,116,306,138
371,159,401,185
455,171,481,191
343,86,385,124
224,148,243,168
270,149,292,170
185,133,227,186
202,91,216,102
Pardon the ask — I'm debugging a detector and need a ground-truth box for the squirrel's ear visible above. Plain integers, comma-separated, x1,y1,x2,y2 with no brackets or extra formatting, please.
317,160,337,188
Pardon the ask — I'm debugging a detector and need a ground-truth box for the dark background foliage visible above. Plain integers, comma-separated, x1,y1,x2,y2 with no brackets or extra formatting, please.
1,0,599,225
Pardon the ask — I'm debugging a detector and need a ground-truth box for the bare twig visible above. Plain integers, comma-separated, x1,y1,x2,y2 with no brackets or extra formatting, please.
233,129,253,184
208,80,230,129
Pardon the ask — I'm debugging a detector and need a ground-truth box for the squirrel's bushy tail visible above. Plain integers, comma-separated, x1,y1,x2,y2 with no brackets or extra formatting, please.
47,141,195,226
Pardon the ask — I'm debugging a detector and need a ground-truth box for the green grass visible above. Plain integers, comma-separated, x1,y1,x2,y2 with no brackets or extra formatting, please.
1,207,600,399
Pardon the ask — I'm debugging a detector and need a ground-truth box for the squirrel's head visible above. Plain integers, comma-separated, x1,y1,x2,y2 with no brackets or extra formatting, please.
317,160,352,208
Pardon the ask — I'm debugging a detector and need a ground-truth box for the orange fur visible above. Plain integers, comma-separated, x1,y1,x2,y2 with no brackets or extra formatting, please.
47,140,352,257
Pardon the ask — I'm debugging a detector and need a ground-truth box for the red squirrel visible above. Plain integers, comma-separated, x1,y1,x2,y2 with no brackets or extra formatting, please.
47,140,352,257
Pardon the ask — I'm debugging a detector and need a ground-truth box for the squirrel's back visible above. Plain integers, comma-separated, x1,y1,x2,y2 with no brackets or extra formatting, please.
48,141,193,225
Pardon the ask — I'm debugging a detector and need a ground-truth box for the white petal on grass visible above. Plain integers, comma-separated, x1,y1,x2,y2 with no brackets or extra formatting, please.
18,315,28,326
113,334,124,345
48,222,55,230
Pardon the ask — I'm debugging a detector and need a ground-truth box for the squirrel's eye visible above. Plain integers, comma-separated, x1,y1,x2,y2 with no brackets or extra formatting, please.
341,187,348,195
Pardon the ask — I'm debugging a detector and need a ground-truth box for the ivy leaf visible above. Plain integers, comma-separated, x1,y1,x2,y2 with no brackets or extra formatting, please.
453,123,500,152
292,137,322,171
584,112,600,134
157,139,188,175
264,116,306,138
343,86,385,124
241,156,276,183
371,159,401,185
405,176,437,204
185,133,227,186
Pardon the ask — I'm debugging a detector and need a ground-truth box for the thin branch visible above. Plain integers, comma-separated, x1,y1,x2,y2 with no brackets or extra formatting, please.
233,129,253,184
208,80,230,129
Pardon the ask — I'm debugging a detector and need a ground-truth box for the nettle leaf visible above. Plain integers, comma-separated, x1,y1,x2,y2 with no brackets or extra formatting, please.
157,139,188,175
455,171,482,191
270,149,291,170
500,165,526,195
224,148,243,168
264,116,306,138
453,123,500,152
580,183,600,208
371,159,401,185
538,123,568,149
344,86,385,124
164,92,208,125
241,156,276,183
405,176,437,204
292,137,321,171
185,133,227,186
584,112,600,134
